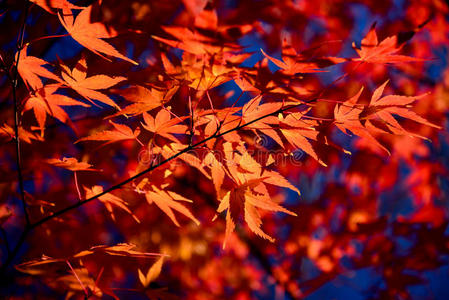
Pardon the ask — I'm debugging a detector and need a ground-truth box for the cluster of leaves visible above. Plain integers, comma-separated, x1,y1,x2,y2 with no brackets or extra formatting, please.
1,0,449,299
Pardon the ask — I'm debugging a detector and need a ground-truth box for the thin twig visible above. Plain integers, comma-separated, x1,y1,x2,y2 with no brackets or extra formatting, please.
66,260,89,298
11,0,31,227
0,227,11,255
74,172,82,201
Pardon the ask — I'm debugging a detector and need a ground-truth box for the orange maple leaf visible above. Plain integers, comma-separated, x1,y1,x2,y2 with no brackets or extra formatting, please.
17,45,61,90
46,157,100,172
261,40,346,75
23,84,90,135
16,243,161,274
353,24,424,64
142,109,188,143
145,186,200,227
213,143,298,247
31,0,84,14
60,57,126,108
109,85,177,118
138,256,164,288
76,120,141,146
0,124,43,144
334,87,390,154
279,111,327,166
241,96,284,147
85,185,140,223
161,52,232,91
58,5,138,65
366,80,441,136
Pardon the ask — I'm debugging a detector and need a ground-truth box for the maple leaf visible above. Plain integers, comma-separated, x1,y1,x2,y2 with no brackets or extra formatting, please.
74,243,162,258
76,120,141,146
109,85,177,118
24,192,55,215
52,267,103,299
160,143,211,178
145,186,200,227
204,152,226,198
353,24,424,64
279,111,327,166
214,143,298,247
241,96,284,147
23,84,90,135
261,40,346,75
31,0,84,14
153,24,241,56
142,109,188,143
366,81,441,135
0,124,43,144
218,180,297,248
59,57,126,108
233,68,260,93
153,27,216,55
16,243,161,275
58,5,138,65
46,157,100,172
138,256,164,288
85,185,140,223
334,88,390,154
161,52,232,91
17,45,61,90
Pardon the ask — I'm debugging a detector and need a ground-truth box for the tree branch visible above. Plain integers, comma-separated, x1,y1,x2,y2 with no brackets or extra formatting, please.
0,98,310,273
11,0,31,227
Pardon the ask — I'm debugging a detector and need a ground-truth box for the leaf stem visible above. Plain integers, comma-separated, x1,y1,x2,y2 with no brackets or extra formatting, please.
66,260,89,297
74,171,82,201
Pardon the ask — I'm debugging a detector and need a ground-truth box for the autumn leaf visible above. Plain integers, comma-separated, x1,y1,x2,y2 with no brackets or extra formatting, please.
215,143,298,247
142,109,188,143
16,243,161,275
241,96,284,147
334,87,390,154
46,157,100,172
161,143,211,178
52,267,103,299
109,85,177,118
23,84,90,135
138,256,164,288
366,80,441,135
17,45,61,90
58,5,138,64
59,57,126,108
31,0,84,14
204,152,225,198
153,26,239,56
261,40,345,75
145,186,200,227
279,111,326,166
85,185,140,223
74,243,162,258
76,120,142,146
233,68,260,93
0,123,43,144
353,24,425,64
161,52,232,91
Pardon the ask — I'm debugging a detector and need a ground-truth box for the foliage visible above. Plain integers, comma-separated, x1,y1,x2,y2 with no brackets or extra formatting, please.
1,0,449,299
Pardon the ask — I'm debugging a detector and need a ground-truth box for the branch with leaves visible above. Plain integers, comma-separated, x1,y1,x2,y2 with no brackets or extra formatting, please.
1,0,447,299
